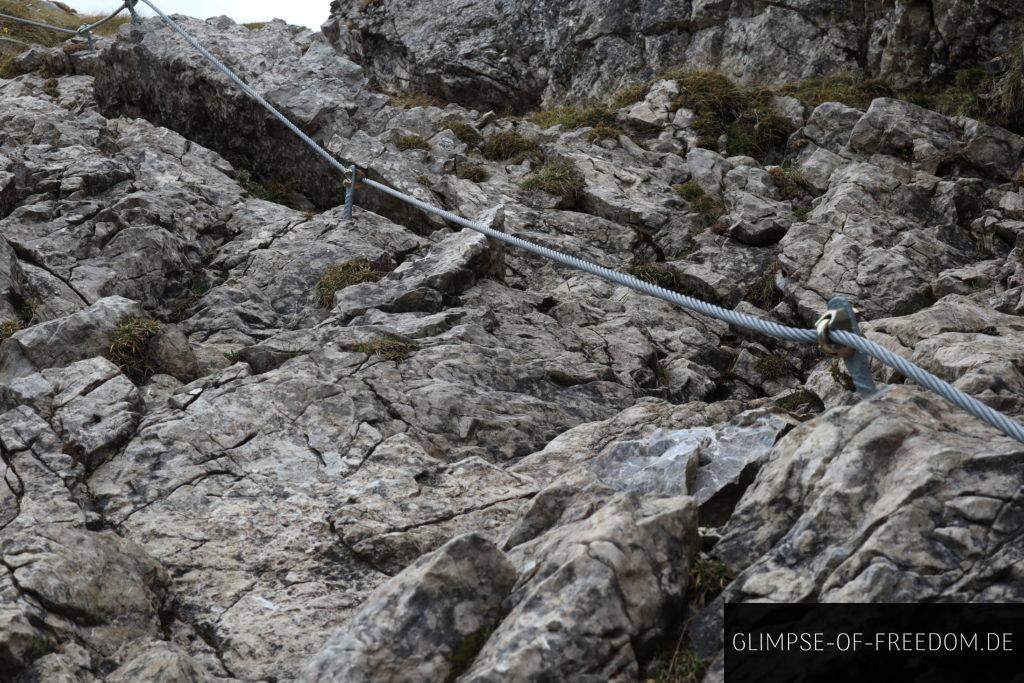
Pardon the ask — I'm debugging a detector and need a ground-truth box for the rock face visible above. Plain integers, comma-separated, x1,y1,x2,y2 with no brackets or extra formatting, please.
325,0,1024,108
716,385,1024,603
2,4,1023,682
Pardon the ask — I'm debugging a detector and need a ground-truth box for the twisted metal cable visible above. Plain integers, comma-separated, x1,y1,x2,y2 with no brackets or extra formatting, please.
136,1,1024,444
0,2,133,41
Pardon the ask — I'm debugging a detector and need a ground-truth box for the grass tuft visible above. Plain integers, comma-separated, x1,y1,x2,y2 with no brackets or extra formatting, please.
520,160,586,199
389,92,444,109
106,317,162,384
0,319,21,341
529,104,616,130
356,336,415,362
585,125,622,143
456,162,489,182
443,120,483,146
316,258,389,308
742,261,784,310
779,73,895,111
481,131,543,163
610,82,650,109
394,133,431,151
628,264,677,289
673,182,725,226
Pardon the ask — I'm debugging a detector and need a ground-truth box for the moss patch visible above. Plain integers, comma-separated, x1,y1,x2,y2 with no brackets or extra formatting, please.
243,22,268,30
754,351,791,380
106,317,162,384
315,258,388,307
529,104,616,130
481,131,543,163
673,181,725,226
456,163,489,182
444,626,494,683
356,336,415,362
520,160,586,199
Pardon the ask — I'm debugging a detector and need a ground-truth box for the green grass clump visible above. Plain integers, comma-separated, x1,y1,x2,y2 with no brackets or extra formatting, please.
667,71,793,159
610,82,650,109
779,73,895,111
356,336,415,362
456,163,489,182
444,120,483,146
529,104,616,130
41,77,57,97
628,264,677,289
769,166,814,200
673,182,725,226
743,261,784,310
0,319,21,341
316,259,388,307
481,131,543,163
394,133,431,151
520,160,586,199
106,317,162,384
585,125,622,143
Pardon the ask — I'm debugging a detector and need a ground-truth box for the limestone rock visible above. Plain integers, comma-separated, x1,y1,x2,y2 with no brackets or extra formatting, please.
304,534,516,683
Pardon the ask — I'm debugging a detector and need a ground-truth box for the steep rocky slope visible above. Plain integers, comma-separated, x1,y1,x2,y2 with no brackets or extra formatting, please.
324,0,1024,109
0,5,1022,683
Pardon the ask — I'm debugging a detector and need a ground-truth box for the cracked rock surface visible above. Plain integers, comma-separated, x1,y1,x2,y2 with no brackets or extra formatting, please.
1,6,1023,682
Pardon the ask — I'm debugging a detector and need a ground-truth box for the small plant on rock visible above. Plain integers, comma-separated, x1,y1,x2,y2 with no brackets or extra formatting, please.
315,258,389,308
356,336,415,362
673,181,725,226
779,72,895,111
0,319,21,341
394,133,431,151
41,77,58,98
610,82,650,109
628,263,677,289
1013,168,1024,190
389,92,445,108
529,105,616,130
106,317,162,384
481,131,543,163
585,125,622,143
754,351,791,380
520,160,586,200
456,163,490,183
443,120,483,146
768,166,814,201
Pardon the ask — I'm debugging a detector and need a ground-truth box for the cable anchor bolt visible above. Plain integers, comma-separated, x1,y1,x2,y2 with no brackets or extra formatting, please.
343,165,362,220
815,296,878,399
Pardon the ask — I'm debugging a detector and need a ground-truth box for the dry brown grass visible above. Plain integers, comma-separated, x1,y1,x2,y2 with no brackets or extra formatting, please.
0,0,130,48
